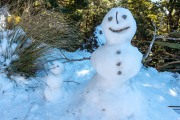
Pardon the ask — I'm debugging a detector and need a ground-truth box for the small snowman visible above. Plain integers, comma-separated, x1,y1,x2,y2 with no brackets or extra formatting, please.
44,60,64,102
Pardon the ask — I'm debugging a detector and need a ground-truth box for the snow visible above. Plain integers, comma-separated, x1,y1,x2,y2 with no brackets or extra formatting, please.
68,7,179,120
0,6,180,120
94,25,106,46
0,50,179,120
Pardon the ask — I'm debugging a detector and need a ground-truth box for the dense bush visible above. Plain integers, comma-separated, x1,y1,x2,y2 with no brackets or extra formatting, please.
0,0,179,73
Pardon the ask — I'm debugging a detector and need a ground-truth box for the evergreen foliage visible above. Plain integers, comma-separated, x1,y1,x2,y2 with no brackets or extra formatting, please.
119,0,180,72
0,0,179,72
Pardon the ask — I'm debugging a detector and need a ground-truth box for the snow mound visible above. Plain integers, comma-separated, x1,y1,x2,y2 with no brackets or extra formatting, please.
0,50,179,120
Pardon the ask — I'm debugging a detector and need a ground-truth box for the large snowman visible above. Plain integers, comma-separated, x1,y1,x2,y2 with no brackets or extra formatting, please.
90,7,142,87
70,7,179,120
69,7,143,120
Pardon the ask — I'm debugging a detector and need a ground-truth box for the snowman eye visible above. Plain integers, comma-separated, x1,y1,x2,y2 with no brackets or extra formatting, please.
122,15,127,19
108,17,113,22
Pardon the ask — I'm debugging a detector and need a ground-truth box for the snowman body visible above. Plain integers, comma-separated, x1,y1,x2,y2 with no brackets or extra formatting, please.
44,61,64,102
91,43,142,83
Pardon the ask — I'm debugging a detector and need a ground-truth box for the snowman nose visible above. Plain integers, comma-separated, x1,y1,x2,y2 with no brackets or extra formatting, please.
116,11,119,24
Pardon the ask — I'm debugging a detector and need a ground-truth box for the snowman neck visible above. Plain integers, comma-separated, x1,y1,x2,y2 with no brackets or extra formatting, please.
106,37,132,46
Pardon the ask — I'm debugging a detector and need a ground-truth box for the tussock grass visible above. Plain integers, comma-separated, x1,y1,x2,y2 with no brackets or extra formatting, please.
19,9,83,51
2,26,53,78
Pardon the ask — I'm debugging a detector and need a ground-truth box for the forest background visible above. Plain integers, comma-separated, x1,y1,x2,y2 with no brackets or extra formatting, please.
0,0,179,74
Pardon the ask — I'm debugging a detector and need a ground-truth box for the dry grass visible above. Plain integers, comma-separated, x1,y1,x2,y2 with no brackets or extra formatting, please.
19,9,83,51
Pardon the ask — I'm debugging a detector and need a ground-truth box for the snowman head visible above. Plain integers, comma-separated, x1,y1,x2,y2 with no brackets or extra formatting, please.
48,61,64,75
101,7,136,45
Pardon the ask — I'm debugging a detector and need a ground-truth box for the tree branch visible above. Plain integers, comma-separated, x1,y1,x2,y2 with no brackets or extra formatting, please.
156,36,180,40
157,61,180,69
143,22,157,60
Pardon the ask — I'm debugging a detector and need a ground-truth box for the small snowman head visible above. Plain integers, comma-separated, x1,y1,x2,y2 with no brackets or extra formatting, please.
48,61,64,75
101,7,137,45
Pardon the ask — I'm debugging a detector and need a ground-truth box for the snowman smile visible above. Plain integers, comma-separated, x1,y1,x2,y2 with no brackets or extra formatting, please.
109,26,130,33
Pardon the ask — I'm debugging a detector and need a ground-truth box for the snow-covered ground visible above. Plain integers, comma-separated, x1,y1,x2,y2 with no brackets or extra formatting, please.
0,50,179,120
0,6,180,120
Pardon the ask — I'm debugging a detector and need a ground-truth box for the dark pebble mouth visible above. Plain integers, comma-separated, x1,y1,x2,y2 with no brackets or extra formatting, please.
109,26,130,33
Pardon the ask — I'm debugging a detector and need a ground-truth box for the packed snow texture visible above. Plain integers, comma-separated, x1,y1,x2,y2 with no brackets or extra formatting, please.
94,25,106,46
0,6,180,120
69,7,179,120
0,50,179,120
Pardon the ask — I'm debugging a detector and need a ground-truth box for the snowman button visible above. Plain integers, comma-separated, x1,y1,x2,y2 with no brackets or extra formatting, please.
116,50,121,54
117,71,122,75
116,62,121,66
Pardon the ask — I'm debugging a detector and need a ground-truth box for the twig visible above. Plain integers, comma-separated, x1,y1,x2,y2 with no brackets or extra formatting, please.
41,56,90,65
64,81,80,85
156,36,180,40
164,52,180,59
63,57,90,63
157,61,180,69
60,49,70,61
23,103,35,120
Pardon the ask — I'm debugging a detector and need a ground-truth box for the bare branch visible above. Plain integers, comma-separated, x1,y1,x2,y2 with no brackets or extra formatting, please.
156,36,180,40
63,57,90,63
143,22,157,60
59,50,91,62
157,61,180,70
64,81,80,85
24,103,35,120
143,19,180,61
60,49,70,61
164,51,180,59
